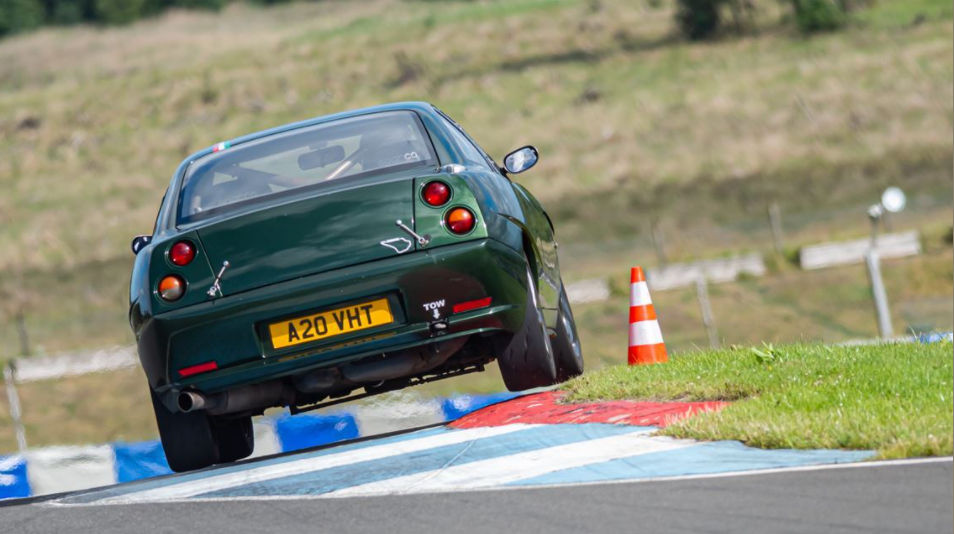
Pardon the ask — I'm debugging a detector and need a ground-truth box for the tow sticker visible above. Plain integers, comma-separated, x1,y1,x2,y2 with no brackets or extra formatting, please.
423,300,446,319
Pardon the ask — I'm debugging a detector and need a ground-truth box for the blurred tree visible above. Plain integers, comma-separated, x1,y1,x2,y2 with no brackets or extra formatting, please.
676,0,854,39
0,0,46,36
674,0,757,40
47,0,87,24
784,0,848,33
141,0,174,17
93,0,146,25
173,0,227,10
675,0,726,40
0,0,231,35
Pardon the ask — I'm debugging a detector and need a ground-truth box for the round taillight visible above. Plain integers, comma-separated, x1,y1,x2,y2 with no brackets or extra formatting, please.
169,241,196,266
445,207,476,235
422,181,451,207
158,275,186,302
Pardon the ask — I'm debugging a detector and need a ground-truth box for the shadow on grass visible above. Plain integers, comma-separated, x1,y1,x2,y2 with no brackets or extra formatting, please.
429,32,681,89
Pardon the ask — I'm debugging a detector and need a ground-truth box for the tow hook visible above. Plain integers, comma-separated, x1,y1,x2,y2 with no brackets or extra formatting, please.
428,318,449,334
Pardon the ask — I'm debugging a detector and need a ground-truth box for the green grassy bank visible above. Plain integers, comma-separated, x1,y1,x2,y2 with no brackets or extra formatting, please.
563,341,954,459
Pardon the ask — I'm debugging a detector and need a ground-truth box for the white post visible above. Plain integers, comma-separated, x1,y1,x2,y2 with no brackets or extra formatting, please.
768,201,785,256
4,362,28,454
651,219,668,267
695,276,720,349
865,250,893,338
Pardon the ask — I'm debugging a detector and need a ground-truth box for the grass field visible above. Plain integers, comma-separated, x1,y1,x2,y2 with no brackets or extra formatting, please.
0,0,950,360
0,0,950,269
0,0,951,451
563,341,954,459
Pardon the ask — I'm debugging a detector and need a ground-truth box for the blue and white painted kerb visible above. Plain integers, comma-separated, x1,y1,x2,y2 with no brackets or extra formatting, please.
0,455,29,500
0,392,517,501
48,423,871,505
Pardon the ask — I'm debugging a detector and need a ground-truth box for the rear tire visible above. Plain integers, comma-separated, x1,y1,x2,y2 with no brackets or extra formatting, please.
150,390,220,473
495,264,558,391
215,416,255,464
553,281,584,381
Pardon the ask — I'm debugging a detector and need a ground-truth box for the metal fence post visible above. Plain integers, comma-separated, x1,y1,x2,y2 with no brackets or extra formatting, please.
651,219,668,267
15,310,30,357
768,201,785,256
695,276,720,349
865,250,893,338
3,361,28,454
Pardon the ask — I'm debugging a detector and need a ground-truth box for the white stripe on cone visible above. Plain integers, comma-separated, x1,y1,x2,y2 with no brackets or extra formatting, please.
629,282,653,307
629,320,664,347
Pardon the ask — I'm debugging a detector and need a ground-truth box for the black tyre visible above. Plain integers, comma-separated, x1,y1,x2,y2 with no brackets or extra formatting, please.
215,415,255,464
495,264,558,391
150,390,220,473
552,281,584,381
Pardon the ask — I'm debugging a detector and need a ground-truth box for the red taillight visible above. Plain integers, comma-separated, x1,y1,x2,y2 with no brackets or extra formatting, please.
178,361,218,378
445,207,475,235
169,241,196,266
423,181,451,207
158,275,186,301
453,297,492,314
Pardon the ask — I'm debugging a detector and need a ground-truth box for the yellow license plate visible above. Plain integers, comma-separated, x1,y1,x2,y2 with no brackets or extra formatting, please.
268,298,393,350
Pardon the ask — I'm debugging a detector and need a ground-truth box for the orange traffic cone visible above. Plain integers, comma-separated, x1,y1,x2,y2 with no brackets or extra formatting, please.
628,266,668,365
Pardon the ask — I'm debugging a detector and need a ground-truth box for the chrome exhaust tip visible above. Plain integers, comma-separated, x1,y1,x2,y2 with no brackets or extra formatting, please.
177,391,207,413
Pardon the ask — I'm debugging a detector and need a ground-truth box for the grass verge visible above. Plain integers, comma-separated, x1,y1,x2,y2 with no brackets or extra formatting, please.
562,342,954,459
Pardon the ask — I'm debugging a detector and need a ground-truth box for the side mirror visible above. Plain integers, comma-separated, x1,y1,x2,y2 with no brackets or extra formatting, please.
503,146,539,175
131,235,153,255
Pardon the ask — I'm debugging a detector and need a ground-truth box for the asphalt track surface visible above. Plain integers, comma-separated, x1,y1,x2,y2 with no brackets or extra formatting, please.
3,458,950,533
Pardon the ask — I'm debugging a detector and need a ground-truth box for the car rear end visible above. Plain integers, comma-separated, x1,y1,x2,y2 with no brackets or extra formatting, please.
132,110,530,416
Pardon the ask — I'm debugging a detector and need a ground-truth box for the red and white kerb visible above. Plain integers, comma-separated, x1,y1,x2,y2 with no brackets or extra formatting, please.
628,266,668,365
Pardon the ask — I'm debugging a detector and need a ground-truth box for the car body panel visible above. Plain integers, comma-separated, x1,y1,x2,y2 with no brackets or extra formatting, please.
146,231,217,313
412,172,489,249
511,181,561,316
195,174,416,297
139,239,527,393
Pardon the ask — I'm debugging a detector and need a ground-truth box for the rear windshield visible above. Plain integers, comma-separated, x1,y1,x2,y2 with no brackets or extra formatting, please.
177,111,437,224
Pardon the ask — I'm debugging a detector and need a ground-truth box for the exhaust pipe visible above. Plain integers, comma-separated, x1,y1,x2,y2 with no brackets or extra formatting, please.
177,380,289,416
177,390,214,413
294,368,350,396
339,336,468,384
179,337,477,414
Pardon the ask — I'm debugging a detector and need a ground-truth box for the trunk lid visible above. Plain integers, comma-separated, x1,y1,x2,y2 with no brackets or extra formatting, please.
195,178,415,297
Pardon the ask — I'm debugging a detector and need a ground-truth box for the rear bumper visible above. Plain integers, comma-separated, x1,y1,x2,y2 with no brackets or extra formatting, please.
137,238,528,394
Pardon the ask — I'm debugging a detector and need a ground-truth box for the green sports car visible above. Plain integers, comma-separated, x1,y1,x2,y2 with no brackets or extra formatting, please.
129,102,583,472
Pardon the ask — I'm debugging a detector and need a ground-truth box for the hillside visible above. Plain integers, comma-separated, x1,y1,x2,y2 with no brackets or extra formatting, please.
0,0,951,359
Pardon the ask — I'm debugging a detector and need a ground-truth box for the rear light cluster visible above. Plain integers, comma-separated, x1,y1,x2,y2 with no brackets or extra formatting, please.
452,297,492,314
422,181,451,207
179,360,218,378
158,240,196,302
158,275,186,302
445,207,475,235
169,241,196,266
421,181,477,236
